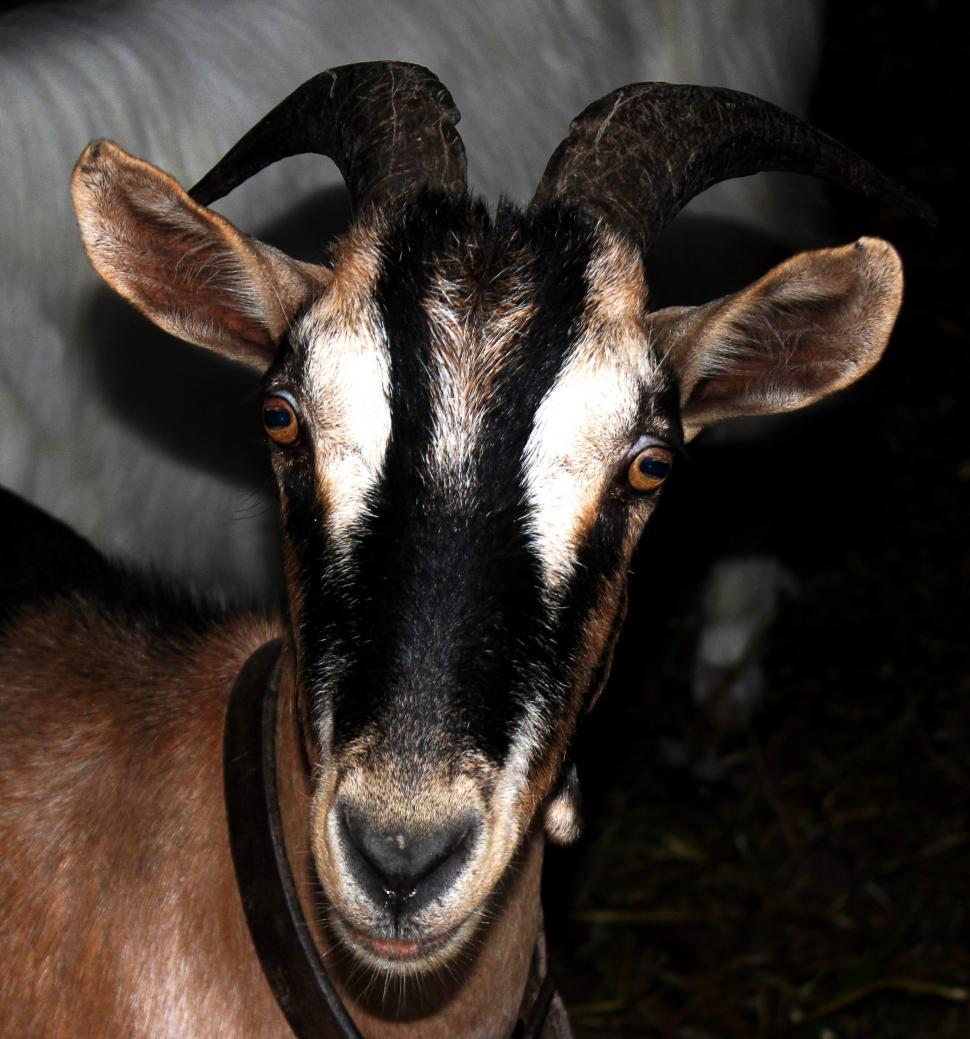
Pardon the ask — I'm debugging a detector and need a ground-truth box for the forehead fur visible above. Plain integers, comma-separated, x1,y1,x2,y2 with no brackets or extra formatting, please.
420,218,538,504
291,197,669,492
275,196,681,610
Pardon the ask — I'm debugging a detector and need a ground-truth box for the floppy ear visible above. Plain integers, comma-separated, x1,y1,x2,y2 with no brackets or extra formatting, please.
71,140,330,370
648,237,903,438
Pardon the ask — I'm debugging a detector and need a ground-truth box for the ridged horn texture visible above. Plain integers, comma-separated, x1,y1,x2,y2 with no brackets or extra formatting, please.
531,82,934,251
189,61,466,210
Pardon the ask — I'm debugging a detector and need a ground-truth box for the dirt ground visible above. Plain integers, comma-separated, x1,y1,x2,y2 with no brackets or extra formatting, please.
547,3,969,1036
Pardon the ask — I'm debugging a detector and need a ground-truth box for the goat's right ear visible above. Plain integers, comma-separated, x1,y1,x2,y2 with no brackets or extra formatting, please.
646,238,903,439
72,140,329,370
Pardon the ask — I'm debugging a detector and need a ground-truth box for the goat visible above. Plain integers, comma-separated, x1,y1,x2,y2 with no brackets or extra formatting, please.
0,62,918,1038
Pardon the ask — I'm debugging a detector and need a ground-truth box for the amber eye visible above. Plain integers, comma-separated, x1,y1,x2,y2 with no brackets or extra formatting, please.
262,393,300,446
627,444,673,492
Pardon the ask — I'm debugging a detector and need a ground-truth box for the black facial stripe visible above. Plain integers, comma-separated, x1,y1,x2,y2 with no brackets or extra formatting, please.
555,502,630,670
327,198,535,762
292,195,605,767
278,452,349,694
638,378,683,449
471,203,602,732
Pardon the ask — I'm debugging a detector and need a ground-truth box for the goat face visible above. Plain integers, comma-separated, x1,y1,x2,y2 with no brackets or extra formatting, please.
71,65,908,974
271,198,676,968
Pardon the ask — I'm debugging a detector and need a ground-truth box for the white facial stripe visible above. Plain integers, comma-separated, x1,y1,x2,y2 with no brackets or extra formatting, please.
424,277,477,494
424,265,535,502
500,692,548,805
311,340,391,538
522,235,658,592
299,228,391,551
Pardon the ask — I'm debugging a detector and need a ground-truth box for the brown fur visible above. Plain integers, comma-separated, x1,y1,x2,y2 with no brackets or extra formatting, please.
0,601,289,1038
422,237,538,468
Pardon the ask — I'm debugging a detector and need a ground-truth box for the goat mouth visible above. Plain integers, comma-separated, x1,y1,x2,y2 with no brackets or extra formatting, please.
333,915,474,971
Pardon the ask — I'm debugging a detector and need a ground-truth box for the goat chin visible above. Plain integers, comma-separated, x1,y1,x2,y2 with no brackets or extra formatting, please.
330,912,479,976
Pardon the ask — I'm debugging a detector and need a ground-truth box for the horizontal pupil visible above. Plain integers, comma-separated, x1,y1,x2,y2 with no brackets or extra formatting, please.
638,456,670,478
264,408,292,429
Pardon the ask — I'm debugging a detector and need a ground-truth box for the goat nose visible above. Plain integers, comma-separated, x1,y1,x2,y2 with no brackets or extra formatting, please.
339,806,479,913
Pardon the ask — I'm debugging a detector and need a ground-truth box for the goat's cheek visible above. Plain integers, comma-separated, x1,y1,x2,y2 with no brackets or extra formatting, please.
466,776,537,901
308,779,345,900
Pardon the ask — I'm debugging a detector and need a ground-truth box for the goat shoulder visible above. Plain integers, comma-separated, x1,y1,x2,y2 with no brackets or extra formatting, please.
0,494,285,1038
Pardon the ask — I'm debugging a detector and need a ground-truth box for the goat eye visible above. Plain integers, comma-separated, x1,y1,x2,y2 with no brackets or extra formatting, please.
627,445,673,492
263,393,300,445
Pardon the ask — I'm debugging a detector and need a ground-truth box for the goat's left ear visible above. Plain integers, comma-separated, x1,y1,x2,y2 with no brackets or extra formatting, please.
71,140,329,371
648,238,903,438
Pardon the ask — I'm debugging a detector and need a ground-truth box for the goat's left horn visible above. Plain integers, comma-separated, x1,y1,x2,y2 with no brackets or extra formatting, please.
530,82,933,251
189,61,466,211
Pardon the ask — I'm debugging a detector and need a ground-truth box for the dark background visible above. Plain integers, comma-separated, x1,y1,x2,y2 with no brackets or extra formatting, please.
548,2,969,1036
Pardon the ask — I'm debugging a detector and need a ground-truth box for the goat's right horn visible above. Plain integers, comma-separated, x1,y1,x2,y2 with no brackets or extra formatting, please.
189,61,467,211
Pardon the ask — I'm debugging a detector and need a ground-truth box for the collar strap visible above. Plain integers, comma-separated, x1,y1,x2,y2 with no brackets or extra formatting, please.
224,640,559,1039
224,639,364,1039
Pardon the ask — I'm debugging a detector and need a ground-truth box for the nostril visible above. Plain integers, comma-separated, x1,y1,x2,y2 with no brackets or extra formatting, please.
339,806,479,911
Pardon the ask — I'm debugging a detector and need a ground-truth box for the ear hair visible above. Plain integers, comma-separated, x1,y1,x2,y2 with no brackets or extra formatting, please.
72,140,330,370
648,238,903,437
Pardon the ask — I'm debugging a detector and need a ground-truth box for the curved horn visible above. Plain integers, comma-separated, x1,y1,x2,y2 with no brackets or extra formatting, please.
531,83,933,250
189,61,466,210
